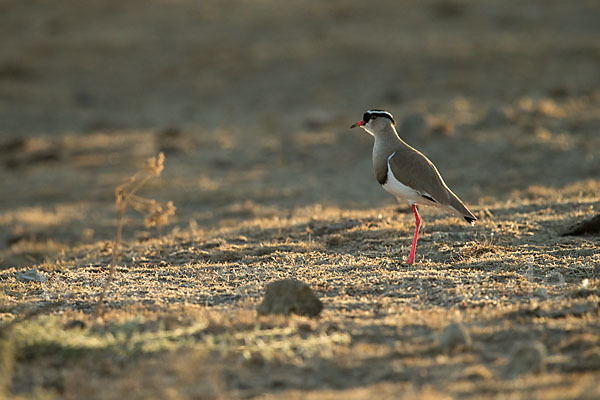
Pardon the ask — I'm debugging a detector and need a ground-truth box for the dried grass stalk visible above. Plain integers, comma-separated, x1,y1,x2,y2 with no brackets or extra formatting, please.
94,152,175,318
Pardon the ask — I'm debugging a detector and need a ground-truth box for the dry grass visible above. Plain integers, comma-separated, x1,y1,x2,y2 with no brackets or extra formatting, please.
1,193,599,398
95,152,175,318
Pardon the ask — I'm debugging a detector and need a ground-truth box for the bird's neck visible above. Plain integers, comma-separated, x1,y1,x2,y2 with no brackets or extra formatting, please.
372,125,406,180
373,125,405,156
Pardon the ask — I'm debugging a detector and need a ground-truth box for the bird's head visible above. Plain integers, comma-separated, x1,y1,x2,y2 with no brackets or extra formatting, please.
350,109,396,136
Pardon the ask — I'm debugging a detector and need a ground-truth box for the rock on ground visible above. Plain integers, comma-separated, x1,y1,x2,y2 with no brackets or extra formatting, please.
504,341,548,378
16,269,47,283
562,214,600,236
438,322,472,352
257,279,323,317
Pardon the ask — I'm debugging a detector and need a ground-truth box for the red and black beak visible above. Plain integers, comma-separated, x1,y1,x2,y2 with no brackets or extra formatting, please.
350,120,365,129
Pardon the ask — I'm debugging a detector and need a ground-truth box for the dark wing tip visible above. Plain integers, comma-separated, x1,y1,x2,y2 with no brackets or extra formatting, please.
464,215,477,224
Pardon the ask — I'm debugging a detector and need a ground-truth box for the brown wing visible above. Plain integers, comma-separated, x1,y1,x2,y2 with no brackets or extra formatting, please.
388,148,476,221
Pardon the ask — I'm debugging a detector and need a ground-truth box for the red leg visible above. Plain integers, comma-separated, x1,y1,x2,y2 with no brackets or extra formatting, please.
406,204,421,265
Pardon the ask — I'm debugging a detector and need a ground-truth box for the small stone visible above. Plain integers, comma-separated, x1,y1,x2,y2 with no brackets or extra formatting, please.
16,269,47,283
562,213,600,236
258,279,323,317
504,341,547,378
439,322,471,352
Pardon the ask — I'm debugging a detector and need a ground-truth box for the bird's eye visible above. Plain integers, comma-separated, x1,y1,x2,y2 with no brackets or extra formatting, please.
371,115,377,120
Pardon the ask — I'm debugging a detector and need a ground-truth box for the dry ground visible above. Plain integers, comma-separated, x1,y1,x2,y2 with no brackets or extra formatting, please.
1,0,600,399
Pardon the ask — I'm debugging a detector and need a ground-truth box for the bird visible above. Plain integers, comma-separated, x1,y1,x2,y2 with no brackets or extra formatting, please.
351,109,476,265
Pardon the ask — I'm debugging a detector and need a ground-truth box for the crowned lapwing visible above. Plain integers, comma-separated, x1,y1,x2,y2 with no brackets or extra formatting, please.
351,109,476,264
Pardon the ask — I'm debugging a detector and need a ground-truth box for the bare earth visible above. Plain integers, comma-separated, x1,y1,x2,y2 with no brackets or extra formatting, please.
1,1,599,399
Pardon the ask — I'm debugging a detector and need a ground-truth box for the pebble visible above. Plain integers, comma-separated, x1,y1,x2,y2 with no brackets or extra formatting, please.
16,268,47,283
439,322,472,352
504,341,547,378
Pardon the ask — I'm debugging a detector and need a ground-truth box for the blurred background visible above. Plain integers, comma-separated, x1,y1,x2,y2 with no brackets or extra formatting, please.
1,0,599,265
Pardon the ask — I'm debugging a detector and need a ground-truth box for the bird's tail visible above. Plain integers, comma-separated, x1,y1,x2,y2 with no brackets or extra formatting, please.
463,214,477,225
447,193,477,225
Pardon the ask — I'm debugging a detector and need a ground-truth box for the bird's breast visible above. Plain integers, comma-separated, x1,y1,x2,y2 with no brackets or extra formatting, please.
373,146,392,185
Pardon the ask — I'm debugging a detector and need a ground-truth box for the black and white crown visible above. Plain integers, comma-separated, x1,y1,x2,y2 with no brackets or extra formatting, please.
363,109,396,125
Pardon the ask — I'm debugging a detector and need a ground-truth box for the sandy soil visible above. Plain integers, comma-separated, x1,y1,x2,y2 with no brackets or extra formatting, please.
1,0,599,399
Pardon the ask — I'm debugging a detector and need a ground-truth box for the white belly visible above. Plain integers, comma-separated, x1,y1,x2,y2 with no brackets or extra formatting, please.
382,169,424,205
381,152,438,207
